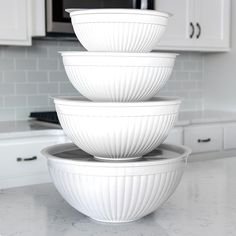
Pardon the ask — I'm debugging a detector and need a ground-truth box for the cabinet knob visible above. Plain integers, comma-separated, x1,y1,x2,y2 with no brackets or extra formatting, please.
190,22,195,38
196,23,201,38
197,138,211,143
17,156,37,162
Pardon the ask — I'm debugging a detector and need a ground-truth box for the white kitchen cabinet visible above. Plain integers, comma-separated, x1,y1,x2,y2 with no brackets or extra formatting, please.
0,130,68,189
0,0,45,46
164,127,183,145
184,124,223,153
224,123,236,150
154,0,230,51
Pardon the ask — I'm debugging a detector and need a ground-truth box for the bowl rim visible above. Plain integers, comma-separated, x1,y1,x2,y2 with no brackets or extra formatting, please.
65,8,172,18
53,96,181,107
59,51,179,58
41,142,191,167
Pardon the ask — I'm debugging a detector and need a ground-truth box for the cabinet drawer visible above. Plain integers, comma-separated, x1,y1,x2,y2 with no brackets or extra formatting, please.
0,135,67,179
224,123,236,150
164,127,183,145
184,125,223,153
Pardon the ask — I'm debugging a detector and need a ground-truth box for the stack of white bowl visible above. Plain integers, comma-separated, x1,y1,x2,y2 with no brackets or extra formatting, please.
42,9,191,223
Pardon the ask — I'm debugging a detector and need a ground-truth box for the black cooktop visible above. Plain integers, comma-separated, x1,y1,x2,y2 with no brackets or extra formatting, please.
29,111,60,124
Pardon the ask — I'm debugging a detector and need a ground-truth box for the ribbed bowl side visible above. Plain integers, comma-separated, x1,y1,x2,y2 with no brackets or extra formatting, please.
73,23,166,52
64,66,173,102
48,163,185,223
57,113,177,160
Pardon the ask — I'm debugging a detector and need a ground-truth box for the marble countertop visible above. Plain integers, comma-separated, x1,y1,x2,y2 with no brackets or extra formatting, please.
1,156,236,236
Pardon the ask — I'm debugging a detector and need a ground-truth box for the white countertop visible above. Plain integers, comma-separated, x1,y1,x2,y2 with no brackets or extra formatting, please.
0,156,236,236
0,120,63,139
0,110,236,136
176,110,236,126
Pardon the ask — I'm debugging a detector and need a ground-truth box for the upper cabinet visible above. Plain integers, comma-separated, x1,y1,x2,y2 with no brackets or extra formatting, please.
154,0,231,51
0,0,45,46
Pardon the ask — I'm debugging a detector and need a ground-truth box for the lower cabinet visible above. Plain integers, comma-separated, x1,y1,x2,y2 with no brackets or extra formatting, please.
184,124,223,153
164,127,183,145
0,130,69,189
223,123,236,150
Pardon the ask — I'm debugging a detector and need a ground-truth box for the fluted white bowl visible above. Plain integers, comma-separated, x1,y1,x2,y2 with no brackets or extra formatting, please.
54,97,181,160
61,52,177,102
42,142,191,223
66,9,170,52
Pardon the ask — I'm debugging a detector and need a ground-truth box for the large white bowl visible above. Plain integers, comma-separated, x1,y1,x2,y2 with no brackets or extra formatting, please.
66,9,170,52
42,142,191,223
54,97,181,160
61,52,177,102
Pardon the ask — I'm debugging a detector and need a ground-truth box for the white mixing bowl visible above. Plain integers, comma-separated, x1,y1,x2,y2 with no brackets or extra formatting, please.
54,97,181,160
42,142,191,223
61,52,177,102
66,9,170,52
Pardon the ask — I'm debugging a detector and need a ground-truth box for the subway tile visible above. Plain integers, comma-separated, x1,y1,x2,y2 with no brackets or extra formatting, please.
3,46,26,58
175,71,190,80
38,59,58,70
27,46,48,58
189,53,203,62
4,71,26,83
58,59,65,70
0,108,15,121
180,100,197,111
15,107,32,120
0,96,3,107
0,48,3,58
49,71,67,82
16,59,37,70
0,83,15,95
48,47,61,58
38,83,59,94
4,96,27,107
0,59,14,70
16,84,37,95
34,39,59,47
190,71,203,80
183,61,198,71
59,82,79,95
28,95,49,107
189,90,203,99
0,72,3,82
167,80,182,90
27,71,48,83
173,60,182,71
182,80,197,90
0,40,205,120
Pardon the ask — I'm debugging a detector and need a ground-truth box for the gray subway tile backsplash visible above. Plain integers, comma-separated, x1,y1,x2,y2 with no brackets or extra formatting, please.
0,39,204,121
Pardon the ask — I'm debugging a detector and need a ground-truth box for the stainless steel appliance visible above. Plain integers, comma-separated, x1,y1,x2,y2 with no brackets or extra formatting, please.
46,0,154,34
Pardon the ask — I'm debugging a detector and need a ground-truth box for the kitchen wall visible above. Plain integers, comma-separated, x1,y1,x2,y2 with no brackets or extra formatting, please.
0,39,204,121
203,1,235,111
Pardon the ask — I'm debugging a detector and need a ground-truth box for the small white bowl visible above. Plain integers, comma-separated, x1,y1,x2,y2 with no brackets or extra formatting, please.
61,52,177,102
54,97,181,160
66,9,170,52
42,142,191,223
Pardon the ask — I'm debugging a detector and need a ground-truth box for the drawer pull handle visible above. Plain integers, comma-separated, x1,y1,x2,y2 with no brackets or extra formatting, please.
17,156,37,162
198,138,211,143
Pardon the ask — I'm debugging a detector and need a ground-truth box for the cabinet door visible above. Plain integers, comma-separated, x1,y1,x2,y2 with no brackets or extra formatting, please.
0,133,69,189
194,0,230,50
164,127,183,145
154,0,195,50
0,0,31,45
184,125,223,153
224,123,236,150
